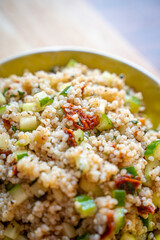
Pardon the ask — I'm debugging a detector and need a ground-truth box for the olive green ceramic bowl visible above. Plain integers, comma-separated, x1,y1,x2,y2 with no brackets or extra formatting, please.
0,47,160,127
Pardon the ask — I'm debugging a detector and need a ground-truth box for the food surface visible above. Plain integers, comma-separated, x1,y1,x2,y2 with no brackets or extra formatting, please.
0,60,160,240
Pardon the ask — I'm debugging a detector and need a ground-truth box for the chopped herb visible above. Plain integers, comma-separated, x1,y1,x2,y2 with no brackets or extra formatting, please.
5,182,14,191
60,85,71,96
3,88,8,96
113,136,117,140
77,118,83,127
50,67,56,73
18,91,25,99
96,129,101,137
144,129,148,135
11,124,17,132
119,74,124,79
10,94,16,98
131,120,138,124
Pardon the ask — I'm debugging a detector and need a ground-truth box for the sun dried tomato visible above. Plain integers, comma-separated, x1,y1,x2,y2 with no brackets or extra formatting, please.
62,103,99,131
115,174,141,194
64,127,77,147
2,119,11,130
12,165,17,176
101,210,115,239
0,149,12,156
138,204,155,215
81,83,88,95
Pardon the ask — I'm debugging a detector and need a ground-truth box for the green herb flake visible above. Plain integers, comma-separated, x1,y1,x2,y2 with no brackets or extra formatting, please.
18,91,25,99
3,88,8,96
131,120,138,124
10,94,17,98
60,85,71,96
11,124,17,132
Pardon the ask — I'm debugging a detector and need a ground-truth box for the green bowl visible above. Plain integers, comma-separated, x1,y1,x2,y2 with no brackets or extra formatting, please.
0,47,160,127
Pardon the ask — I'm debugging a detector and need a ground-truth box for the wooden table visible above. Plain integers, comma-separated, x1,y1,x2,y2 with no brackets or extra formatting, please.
0,0,159,78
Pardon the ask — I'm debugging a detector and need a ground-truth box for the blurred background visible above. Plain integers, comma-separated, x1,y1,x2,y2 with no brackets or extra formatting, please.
0,0,159,77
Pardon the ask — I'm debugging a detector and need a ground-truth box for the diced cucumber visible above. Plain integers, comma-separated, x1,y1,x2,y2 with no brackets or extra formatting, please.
0,133,10,150
123,166,138,177
15,134,30,147
4,221,20,239
0,92,6,106
79,178,103,197
74,195,96,218
34,91,50,107
66,59,77,68
144,140,160,160
74,129,84,144
114,207,125,234
125,95,141,113
59,85,71,96
19,116,39,131
76,156,89,173
144,160,160,187
120,233,135,240
0,105,7,115
113,190,126,207
77,233,90,240
140,214,153,231
22,102,37,112
96,114,113,132
56,107,64,120
16,151,28,161
153,192,160,208
9,184,28,205
62,222,77,238
30,181,47,198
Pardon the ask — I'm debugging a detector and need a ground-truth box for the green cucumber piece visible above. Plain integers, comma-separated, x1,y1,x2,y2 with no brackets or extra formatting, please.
0,133,10,150
30,181,47,198
0,92,6,106
76,157,89,173
62,222,77,238
77,233,90,240
96,113,113,132
79,178,103,197
35,91,50,107
144,140,160,160
16,151,28,161
74,129,84,144
74,195,96,218
66,59,77,67
153,192,160,208
4,221,20,239
125,95,141,113
144,160,160,187
114,207,125,234
113,190,126,207
123,166,138,177
0,105,7,115
9,184,28,205
19,116,38,131
120,233,135,240
60,85,71,96
22,102,37,112
140,214,153,231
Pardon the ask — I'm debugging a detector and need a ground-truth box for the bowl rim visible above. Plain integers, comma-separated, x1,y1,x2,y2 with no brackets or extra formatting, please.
0,46,159,85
